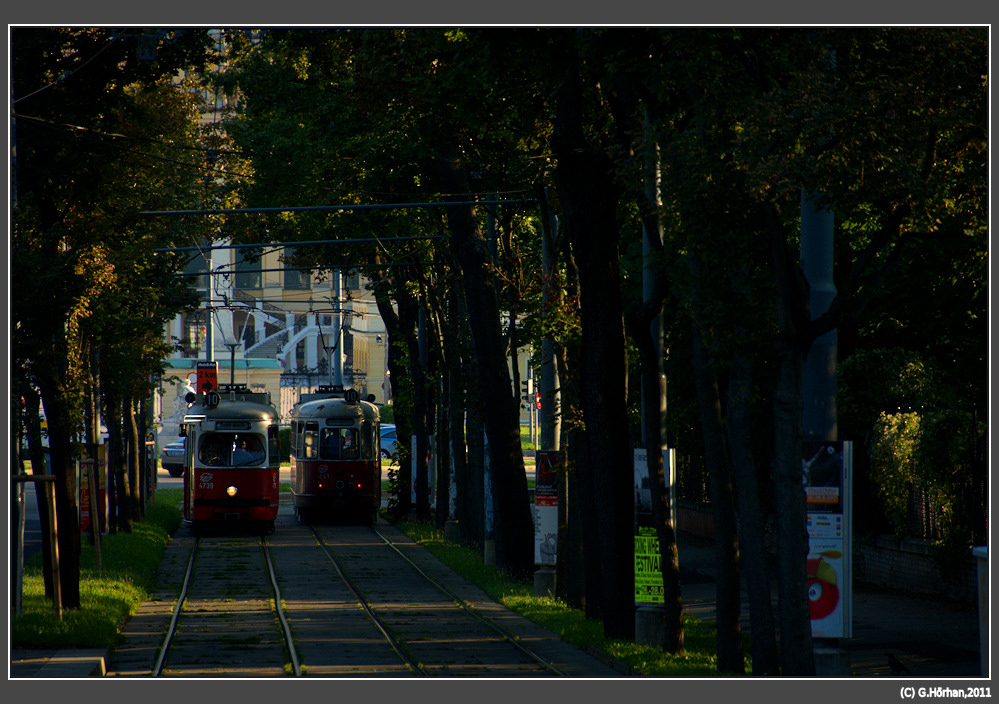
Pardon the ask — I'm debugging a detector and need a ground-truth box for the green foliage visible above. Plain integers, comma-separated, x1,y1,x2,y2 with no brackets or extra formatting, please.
869,412,921,535
839,348,938,438
869,409,985,552
278,426,292,462
378,404,395,425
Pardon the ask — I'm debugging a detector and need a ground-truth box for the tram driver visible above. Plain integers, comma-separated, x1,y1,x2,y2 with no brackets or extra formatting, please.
232,435,266,465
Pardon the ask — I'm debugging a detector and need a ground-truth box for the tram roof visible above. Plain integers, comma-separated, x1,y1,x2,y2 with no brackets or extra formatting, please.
293,396,379,422
197,399,281,422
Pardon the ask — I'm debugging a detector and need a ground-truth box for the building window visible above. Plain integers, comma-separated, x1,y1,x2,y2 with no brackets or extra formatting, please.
283,247,310,290
235,251,262,289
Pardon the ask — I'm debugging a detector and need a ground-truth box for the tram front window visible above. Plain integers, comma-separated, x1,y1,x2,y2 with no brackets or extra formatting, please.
320,428,359,460
232,434,266,466
198,433,266,466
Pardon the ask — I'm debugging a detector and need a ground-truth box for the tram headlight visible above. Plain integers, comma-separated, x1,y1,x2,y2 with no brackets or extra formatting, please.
226,485,238,497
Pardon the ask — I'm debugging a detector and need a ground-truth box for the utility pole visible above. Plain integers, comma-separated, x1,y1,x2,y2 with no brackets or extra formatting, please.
205,250,215,363
801,192,837,442
635,110,669,646
538,188,560,453
533,187,561,597
333,269,344,386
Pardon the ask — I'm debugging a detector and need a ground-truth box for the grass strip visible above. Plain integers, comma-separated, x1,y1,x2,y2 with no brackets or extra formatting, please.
12,488,184,650
390,519,750,676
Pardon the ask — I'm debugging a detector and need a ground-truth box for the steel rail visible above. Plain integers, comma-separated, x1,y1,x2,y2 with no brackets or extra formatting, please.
151,536,199,676
309,526,428,676
261,537,303,677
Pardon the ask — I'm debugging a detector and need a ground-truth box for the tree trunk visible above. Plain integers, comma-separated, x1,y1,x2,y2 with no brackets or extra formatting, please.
441,285,470,538
105,392,131,534
727,350,781,675
464,402,485,553
434,371,451,529
690,322,744,674
553,60,634,641
434,138,534,581
772,343,815,675
37,374,81,609
768,202,816,676
553,340,591,614
634,313,685,653
126,395,141,524
396,282,431,520
456,297,483,550
22,385,55,598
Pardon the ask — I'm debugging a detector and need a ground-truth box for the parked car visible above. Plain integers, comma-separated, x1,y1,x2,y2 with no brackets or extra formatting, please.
161,439,186,478
380,424,398,459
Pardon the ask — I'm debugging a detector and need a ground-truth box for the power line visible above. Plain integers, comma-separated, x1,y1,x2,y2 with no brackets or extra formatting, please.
156,235,448,254
141,198,538,218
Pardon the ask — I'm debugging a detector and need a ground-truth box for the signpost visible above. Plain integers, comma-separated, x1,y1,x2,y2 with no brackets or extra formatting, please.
196,361,218,394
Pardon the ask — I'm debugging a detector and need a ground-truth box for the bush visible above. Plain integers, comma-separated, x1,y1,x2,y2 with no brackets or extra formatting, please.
870,409,986,553
378,404,395,425
278,426,292,462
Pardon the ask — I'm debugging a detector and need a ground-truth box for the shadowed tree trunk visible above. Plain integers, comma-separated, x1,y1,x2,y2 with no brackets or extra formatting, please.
550,248,594,615
634,317,685,653
726,258,782,675
126,395,142,523
435,138,535,580
768,201,816,676
690,321,745,674
36,371,82,609
21,385,55,598
552,58,635,641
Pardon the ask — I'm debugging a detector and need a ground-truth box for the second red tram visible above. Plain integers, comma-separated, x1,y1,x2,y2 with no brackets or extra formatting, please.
290,386,381,524
180,385,282,534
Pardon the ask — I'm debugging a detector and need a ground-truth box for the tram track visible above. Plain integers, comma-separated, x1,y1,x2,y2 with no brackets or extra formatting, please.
309,523,568,677
108,508,624,678
152,533,302,677
308,526,428,675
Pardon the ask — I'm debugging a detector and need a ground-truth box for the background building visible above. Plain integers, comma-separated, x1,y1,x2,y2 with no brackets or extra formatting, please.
157,246,390,444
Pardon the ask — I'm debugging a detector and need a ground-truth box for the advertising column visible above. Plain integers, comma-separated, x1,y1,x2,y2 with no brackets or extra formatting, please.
803,441,853,639
533,450,559,567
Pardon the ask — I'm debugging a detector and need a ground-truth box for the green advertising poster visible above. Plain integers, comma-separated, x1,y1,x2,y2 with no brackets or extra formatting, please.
634,449,675,604
635,526,664,604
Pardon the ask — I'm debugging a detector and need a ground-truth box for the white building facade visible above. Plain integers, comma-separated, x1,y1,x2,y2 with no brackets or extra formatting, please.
158,241,390,441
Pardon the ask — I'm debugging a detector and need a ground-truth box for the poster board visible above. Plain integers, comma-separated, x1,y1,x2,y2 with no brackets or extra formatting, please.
634,448,676,605
804,440,853,639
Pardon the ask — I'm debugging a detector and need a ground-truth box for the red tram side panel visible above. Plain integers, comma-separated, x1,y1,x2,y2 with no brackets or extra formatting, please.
181,390,282,534
290,390,380,524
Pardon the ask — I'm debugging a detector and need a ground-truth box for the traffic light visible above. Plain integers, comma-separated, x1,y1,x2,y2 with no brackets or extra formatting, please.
521,379,533,403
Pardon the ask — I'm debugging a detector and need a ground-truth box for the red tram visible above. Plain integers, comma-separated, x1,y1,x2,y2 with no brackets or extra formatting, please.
290,386,381,524
180,385,282,534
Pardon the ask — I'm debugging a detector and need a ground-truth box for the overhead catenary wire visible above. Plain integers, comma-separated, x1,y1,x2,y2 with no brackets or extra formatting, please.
156,234,449,254
142,197,538,218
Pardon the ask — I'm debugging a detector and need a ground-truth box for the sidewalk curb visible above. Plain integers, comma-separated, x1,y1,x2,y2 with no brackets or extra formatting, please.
10,649,108,678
